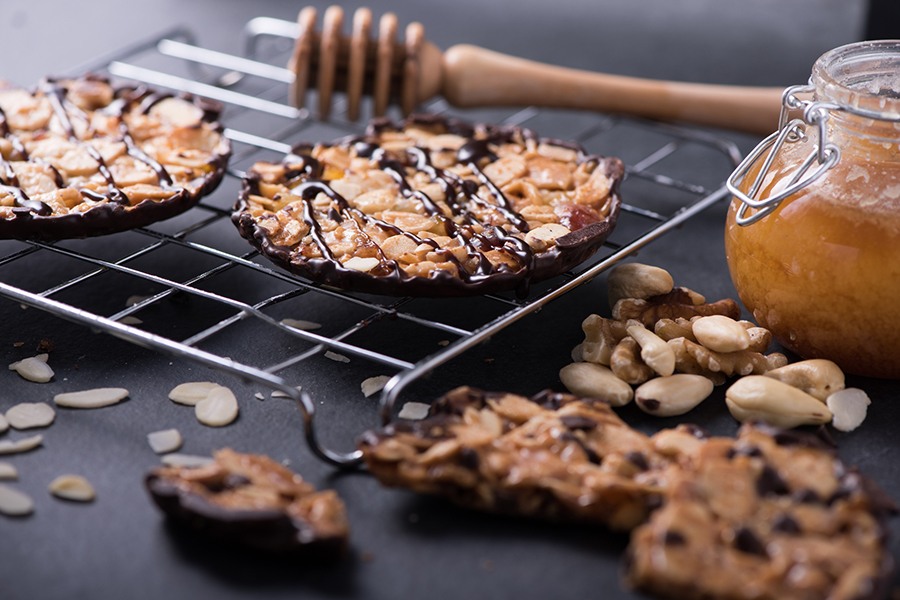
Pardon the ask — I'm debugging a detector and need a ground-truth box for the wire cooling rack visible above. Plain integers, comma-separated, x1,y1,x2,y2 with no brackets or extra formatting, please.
0,17,742,466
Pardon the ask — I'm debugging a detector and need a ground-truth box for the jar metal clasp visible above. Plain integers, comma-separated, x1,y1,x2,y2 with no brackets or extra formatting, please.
726,83,842,226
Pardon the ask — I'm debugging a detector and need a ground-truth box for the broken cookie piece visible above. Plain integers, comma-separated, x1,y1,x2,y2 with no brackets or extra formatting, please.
359,386,697,530
233,114,623,296
145,448,348,556
624,424,896,600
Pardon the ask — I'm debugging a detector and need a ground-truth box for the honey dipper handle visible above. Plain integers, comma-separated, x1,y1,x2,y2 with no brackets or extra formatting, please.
440,45,783,135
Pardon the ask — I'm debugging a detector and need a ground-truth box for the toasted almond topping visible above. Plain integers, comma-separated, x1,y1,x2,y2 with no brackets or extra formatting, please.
54,387,129,409
5,402,55,429
147,429,183,454
168,382,220,406
195,386,239,427
0,484,34,516
48,474,95,502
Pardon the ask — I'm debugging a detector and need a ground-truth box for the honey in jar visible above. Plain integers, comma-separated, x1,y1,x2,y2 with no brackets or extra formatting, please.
725,40,900,378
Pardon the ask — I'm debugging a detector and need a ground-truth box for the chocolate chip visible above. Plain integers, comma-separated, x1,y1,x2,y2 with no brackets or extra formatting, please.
663,530,687,546
756,465,790,496
625,451,649,472
559,415,597,431
733,526,768,556
771,514,802,535
559,432,601,464
458,447,480,470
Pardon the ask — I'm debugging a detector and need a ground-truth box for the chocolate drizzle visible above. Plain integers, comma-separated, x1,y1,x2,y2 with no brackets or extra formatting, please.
234,115,624,297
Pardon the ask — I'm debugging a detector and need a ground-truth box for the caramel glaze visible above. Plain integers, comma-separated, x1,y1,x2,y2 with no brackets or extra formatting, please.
235,115,624,297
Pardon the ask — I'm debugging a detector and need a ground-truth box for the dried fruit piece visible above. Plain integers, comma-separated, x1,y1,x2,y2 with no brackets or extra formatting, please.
397,402,430,420
559,362,634,407
826,388,871,432
147,429,184,454
168,382,221,406
195,386,239,427
0,462,18,480
634,375,714,417
8,355,54,383
54,387,129,409
0,434,43,455
48,474,95,502
5,402,55,429
0,483,34,516
361,375,391,398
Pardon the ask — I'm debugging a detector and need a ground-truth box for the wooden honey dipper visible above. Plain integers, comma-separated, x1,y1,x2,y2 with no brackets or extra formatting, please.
289,6,783,134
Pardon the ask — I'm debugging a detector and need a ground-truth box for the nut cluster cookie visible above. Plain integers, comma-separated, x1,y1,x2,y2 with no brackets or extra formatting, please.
624,424,896,600
145,448,349,555
359,386,697,530
233,115,623,296
0,74,230,240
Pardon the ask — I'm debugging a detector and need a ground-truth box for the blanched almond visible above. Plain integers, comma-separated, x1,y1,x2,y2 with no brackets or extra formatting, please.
8,356,54,383
826,388,870,432
0,434,43,455
160,453,214,468
147,429,183,454
168,382,220,406
48,474,95,502
54,388,129,409
194,386,239,427
559,362,634,407
398,402,430,420
361,375,391,398
5,402,55,429
0,462,18,480
725,376,832,428
635,374,714,417
0,484,34,516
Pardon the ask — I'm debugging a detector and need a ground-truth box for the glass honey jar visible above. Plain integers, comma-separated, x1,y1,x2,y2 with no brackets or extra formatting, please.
725,40,900,378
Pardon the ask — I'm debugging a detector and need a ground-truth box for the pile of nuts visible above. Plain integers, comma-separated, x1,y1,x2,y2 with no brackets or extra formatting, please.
560,263,870,432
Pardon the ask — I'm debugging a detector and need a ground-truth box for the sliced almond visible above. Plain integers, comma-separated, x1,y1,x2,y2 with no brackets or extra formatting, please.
826,388,871,432
0,434,43,455
168,382,220,406
147,429,183,454
0,413,8,435
0,462,18,480
195,386,239,427
343,256,380,272
8,356,54,383
0,483,34,516
398,402,430,420
160,453,214,468
119,316,143,325
361,375,391,398
324,351,350,363
54,387,129,409
281,318,322,331
271,385,302,399
48,474,95,502
253,392,265,400
5,402,56,429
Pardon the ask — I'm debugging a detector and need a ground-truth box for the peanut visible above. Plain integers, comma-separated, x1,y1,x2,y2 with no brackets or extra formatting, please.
764,359,845,401
626,321,675,377
691,315,750,353
606,263,674,308
559,362,634,407
725,376,832,428
634,374,714,417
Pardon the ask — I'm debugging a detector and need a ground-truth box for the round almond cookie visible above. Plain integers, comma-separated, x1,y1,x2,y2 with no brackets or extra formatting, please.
233,114,623,296
0,74,231,240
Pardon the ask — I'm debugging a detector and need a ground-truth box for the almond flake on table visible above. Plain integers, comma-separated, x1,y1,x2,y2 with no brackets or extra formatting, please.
398,402,431,420
281,318,322,331
54,388,129,409
8,355,54,383
361,375,391,398
168,382,221,406
48,474,95,502
147,429,183,454
119,316,143,325
5,402,55,429
0,435,43,455
324,351,350,363
0,483,34,516
0,413,8,435
271,386,302,399
160,453,214,468
0,462,18,480
195,386,239,427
